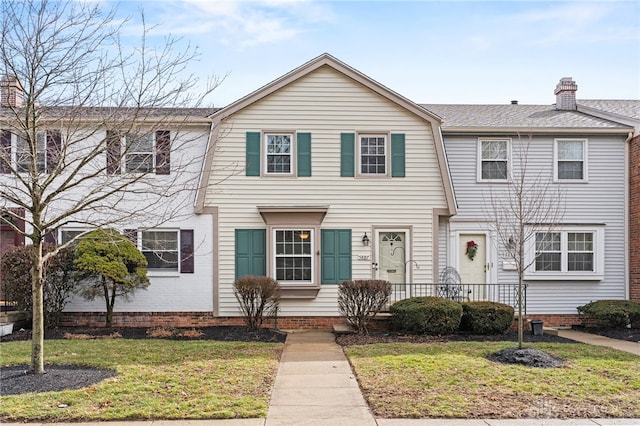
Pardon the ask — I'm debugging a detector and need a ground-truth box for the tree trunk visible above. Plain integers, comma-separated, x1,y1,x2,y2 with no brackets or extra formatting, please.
30,241,45,374
102,276,113,328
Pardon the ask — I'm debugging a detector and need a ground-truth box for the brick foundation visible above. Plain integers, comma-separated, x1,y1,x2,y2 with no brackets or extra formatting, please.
60,312,348,330
630,135,640,302
60,311,584,331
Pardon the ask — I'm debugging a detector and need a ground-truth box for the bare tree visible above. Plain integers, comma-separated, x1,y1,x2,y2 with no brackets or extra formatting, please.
0,0,219,373
485,135,565,348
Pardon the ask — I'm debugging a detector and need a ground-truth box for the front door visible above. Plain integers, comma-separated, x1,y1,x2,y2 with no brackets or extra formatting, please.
458,233,487,300
378,232,406,283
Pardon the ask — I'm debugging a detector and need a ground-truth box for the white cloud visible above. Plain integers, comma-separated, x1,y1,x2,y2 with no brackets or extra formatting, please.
145,0,336,48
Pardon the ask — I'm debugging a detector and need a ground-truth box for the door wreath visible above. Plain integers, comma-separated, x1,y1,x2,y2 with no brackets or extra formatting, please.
465,240,478,261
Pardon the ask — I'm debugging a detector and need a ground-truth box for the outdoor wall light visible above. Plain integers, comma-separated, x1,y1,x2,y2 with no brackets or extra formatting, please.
362,232,370,246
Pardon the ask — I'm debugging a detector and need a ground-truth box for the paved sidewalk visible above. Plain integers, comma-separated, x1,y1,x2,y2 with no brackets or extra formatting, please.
551,329,639,355
265,331,376,425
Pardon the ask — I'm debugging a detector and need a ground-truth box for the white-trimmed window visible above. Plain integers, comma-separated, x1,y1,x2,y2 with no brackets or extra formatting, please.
478,139,509,181
60,229,90,245
273,229,313,283
359,134,387,175
264,133,293,174
526,226,604,280
555,139,587,181
125,133,154,173
141,230,179,271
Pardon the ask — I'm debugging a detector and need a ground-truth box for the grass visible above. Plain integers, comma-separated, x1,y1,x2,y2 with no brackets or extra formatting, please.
0,338,283,422
344,341,640,419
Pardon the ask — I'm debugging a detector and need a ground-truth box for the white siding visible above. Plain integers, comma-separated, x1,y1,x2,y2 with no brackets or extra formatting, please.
443,133,627,314
206,66,449,316
1,127,215,313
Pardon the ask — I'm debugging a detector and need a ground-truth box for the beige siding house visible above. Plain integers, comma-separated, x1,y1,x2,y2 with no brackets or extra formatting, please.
196,54,456,321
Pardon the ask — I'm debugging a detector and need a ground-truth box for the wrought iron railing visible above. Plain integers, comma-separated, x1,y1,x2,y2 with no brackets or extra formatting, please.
386,282,527,314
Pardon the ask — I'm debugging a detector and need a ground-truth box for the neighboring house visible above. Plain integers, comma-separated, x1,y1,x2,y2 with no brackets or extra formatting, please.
195,54,457,326
0,77,216,323
425,79,636,325
572,100,640,303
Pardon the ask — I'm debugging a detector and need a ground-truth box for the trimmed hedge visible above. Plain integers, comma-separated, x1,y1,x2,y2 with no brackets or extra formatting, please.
390,296,462,335
577,300,640,328
459,301,515,335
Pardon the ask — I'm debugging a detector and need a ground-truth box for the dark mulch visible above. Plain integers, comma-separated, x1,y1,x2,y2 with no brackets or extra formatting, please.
488,348,565,368
1,365,117,396
0,325,287,343
335,330,579,346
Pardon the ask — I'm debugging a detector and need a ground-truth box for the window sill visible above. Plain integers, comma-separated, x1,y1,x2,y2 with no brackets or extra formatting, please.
279,285,321,299
525,273,603,281
147,270,180,278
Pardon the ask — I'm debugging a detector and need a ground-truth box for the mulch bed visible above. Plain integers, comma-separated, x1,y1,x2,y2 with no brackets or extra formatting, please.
335,330,579,346
0,325,287,343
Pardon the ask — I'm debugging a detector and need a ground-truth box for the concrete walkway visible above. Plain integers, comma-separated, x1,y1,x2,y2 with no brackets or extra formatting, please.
551,329,639,355
266,331,376,425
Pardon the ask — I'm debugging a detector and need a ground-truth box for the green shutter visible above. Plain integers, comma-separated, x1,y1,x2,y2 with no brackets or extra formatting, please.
321,229,352,284
235,229,266,279
340,133,355,177
297,132,311,177
391,133,405,177
246,132,261,176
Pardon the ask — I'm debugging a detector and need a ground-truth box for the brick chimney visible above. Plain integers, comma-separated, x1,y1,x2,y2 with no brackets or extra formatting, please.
554,77,577,111
1,75,24,107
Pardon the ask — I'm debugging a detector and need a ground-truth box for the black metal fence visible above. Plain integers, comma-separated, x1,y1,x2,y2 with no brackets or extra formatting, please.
386,283,527,313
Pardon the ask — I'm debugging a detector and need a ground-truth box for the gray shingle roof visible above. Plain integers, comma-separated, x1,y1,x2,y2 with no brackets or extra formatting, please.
577,100,640,121
421,103,633,130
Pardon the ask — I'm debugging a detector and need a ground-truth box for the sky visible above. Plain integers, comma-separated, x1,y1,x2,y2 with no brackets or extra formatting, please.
109,0,640,108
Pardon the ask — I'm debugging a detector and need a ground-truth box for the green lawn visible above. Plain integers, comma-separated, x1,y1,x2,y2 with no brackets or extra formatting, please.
344,341,640,419
0,339,283,422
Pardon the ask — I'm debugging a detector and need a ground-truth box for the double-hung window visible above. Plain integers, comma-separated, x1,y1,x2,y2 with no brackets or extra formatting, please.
14,130,61,174
141,230,179,271
274,229,313,283
555,139,586,181
359,135,386,175
107,130,170,175
478,139,509,181
527,226,604,280
265,134,293,174
125,133,154,173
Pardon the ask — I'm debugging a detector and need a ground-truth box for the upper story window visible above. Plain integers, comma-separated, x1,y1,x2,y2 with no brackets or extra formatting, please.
265,134,293,174
274,229,313,283
106,130,170,175
359,134,387,175
526,225,604,280
0,129,62,174
555,139,587,182
246,132,311,177
478,139,509,181
125,134,154,173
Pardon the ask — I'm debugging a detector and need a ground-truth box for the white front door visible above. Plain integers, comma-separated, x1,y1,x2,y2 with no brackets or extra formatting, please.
458,233,487,300
378,232,406,284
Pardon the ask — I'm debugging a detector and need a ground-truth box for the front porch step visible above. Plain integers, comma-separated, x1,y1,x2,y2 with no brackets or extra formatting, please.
332,323,355,334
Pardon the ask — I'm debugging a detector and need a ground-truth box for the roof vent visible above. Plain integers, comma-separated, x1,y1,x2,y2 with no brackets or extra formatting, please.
554,77,577,111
